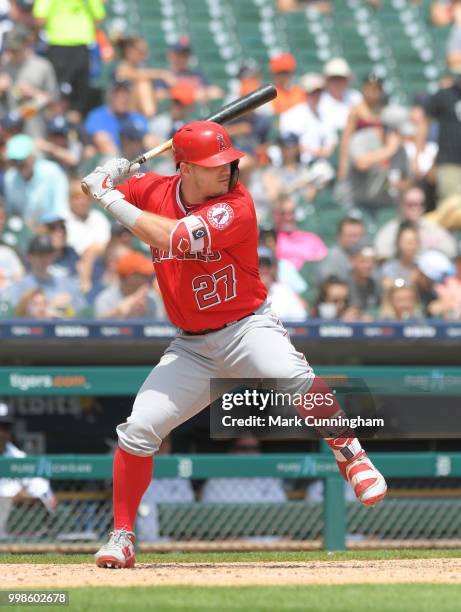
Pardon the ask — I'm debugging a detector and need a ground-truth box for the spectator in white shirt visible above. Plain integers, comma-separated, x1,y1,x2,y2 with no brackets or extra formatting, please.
0,402,56,538
65,176,111,257
280,73,338,167
258,246,307,321
318,57,362,132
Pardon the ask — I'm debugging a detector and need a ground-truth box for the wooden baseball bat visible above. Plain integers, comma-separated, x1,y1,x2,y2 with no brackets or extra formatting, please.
81,84,277,193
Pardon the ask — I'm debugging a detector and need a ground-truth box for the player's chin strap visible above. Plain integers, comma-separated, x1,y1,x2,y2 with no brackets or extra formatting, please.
229,160,240,191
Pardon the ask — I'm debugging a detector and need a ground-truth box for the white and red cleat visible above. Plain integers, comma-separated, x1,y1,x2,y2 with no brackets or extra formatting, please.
95,528,136,568
337,452,387,507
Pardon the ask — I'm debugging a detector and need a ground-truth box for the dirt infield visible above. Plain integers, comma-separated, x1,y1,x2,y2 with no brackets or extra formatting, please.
3,558,461,587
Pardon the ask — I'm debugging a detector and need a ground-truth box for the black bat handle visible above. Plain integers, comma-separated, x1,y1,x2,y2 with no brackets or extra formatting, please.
206,83,277,124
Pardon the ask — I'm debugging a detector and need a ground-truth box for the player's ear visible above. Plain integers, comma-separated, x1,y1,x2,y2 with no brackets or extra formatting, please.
179,161,192,178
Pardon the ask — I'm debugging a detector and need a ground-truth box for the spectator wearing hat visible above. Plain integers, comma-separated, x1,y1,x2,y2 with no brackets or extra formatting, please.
318,57,362,132
426,252,461,319
375,187,456,260
347,240,381,317
269,53,306,114
415,249,456,315
34,115,82,171
94,250,165,319
114,36,175,119
0,402,56,539
280,72,338,176
39,211,79,280
4,133,70,229
84,80,150,156
33,0,105,116
166,35,223,103
337,73,386,180
263,133,316,207
149,83,197,144
258,246,307,320
1,234,86,317
0,24,59,137
318,216,366,281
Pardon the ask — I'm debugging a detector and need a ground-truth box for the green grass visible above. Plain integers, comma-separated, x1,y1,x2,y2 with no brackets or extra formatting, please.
2,548,461,564
3,585,461,612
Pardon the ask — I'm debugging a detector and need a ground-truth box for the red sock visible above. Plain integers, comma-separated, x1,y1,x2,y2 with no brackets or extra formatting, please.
297,376,363,463
113,447,153,531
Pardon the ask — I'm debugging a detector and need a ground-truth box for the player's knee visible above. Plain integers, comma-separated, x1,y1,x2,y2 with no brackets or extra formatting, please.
116,416,162,456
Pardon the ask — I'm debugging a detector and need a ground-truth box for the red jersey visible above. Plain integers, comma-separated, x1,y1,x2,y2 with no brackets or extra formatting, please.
117,173,267,331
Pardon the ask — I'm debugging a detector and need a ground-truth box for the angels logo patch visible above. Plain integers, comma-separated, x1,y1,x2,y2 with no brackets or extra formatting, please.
207,203,234,230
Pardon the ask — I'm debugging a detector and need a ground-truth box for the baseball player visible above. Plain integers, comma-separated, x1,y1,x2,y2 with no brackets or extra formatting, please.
82,121,387,569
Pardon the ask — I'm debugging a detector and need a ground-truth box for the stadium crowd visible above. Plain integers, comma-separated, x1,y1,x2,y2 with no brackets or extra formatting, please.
0,0,460,322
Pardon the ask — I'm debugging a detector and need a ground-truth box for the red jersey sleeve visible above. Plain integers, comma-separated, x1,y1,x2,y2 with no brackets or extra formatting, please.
116,172,165,213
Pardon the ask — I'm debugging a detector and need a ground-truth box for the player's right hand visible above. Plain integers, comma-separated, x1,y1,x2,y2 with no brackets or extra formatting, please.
81,158,140,200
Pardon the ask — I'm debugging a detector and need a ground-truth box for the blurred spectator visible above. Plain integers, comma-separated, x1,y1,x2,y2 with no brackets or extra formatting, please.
166,35,223,103
273,195,328,270
9,1,35,30
0,233,24,291
0,198,32,257
2,234,86,317
4,133,70,229
269,53,306,114
280,73,337,176
447,5,461,73
415,249,453,314
380,281,422,320
318,216,365,281
423,68,461,202
149,83,196,143
380,222,420,288
335,119,409,212
258,246,307,320
319,57,362,132
137,436,194,543
427,254,461,319
263,133,316,205
64,176,111,257
0,402,56,539
114,36,175,118
277,0,332,12
39,212,79,280
0,24,58,137
84,80,149,156
14,286,50,318
431,0,460,26
119,119,147,165
34,115,82,171
201,435,286,503
348,240,381,316
82,234,131,305
230,58,262,101
94,250,164,319
400,116,438,188
313,275,360,320
375,187,456,260
33,0,105,116
338,73,385,180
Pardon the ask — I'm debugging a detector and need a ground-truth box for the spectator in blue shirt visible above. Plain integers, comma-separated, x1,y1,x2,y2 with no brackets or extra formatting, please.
3,133,69,230
2,234,86,317
84,79,149,156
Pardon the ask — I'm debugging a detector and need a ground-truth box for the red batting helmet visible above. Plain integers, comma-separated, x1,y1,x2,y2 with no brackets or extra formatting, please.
172,121,245,167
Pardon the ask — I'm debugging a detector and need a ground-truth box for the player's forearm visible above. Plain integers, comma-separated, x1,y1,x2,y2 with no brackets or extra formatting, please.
132,211,177,249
